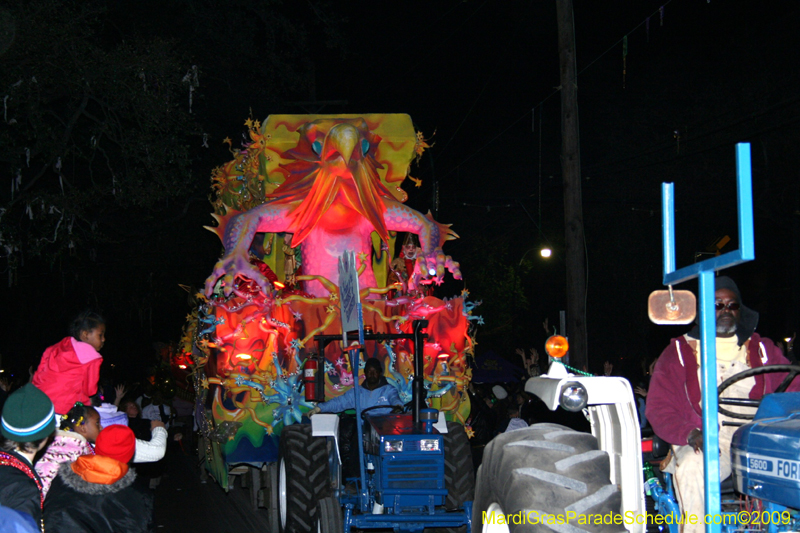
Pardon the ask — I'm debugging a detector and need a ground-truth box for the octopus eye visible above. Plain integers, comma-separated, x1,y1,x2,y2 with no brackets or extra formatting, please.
312,139,323,155
361,139,370,156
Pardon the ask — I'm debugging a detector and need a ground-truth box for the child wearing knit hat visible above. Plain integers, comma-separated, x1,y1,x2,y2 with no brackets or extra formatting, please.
44,424,153,533
0,383,57,531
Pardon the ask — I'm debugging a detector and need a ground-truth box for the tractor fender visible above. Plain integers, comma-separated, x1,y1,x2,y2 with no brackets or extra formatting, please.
311,414,341,465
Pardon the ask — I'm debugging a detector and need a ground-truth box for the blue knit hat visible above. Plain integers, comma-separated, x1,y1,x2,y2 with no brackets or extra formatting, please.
1,384,56,443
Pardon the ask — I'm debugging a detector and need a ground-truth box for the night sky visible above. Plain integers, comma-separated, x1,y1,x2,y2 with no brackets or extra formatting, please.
1,0,798,383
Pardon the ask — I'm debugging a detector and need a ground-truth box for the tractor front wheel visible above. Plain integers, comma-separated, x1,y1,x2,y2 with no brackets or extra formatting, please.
316,496,344,533
473,423,625,533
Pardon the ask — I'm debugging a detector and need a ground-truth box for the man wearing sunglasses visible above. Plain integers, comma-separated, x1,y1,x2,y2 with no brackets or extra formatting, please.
646,276,799,533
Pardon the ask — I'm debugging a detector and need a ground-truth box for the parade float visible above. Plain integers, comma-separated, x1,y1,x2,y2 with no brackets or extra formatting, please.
181,114,480,488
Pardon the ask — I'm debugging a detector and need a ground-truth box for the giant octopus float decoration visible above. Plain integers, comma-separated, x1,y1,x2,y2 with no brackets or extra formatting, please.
192,114,480,464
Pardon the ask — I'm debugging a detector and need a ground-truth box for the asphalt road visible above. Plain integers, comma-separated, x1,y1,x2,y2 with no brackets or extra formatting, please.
153,450,272,532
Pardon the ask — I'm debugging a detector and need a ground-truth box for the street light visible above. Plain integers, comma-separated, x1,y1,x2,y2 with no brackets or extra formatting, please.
519,246,553,266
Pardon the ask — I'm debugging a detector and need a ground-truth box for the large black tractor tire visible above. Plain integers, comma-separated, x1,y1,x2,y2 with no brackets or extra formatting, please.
279,423,332,533
428,422,476,533
443,421,476,510
473,423,625,533
265,462,280,533
316,496,344,533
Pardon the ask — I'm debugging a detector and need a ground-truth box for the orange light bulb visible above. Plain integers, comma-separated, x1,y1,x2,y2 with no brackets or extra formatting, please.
545,335,569,359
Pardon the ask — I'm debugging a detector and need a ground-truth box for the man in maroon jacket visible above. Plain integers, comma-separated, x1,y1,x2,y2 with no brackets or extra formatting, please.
646,276,799,533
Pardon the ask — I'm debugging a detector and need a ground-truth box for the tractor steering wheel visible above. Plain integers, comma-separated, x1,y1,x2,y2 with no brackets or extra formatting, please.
360,404,400,419
717,364,800,419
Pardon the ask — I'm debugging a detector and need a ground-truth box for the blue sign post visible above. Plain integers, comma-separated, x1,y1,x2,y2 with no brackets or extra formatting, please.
661,143,755,533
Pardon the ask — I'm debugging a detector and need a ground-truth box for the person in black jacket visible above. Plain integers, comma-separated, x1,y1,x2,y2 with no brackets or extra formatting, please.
44,424,153,533
0,383,56,531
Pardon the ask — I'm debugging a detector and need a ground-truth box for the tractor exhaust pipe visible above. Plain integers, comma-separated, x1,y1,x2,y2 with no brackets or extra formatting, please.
412,319,428,426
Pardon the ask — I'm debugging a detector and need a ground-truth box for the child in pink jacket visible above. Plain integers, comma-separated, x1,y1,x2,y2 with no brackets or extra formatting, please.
34,402,101,497
32,311,105,415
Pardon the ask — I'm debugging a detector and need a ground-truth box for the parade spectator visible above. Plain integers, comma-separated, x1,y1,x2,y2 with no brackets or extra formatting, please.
489,385,511,435
142,391,174,430
120,398,151,440
515,347,541,377
647,276,800,533
633,358,657,431
45,425,153,533
0,504,40,533
113,384,128,408
465,382,494,446
35,402,100,497
503,403,529,432
0,384,56,529
120,396,167,489
32,311,105,415
94,401,128,428
0,376,10,413
137,389,178,489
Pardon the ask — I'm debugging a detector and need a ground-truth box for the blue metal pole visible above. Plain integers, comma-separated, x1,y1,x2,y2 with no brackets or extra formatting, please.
659,143,755,533
662,183,676,279
351,301,369,512
698,270,721,533
735,144,755,262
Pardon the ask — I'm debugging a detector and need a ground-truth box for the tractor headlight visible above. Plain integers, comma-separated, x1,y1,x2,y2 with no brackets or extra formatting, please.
559,382,588,412
385,440,404,453
419,439,440,452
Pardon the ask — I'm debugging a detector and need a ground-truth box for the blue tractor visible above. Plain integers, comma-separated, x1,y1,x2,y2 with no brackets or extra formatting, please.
278,319,474,533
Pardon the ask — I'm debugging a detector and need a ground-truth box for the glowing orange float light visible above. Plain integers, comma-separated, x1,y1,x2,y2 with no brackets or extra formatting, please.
273,281,285,289
234,353,253,362
545,335,569,359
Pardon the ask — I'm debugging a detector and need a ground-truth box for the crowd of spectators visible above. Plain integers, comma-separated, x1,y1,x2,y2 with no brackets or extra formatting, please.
0,310,178,533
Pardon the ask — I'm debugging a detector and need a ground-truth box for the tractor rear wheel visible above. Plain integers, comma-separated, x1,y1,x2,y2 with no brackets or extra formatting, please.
473,423,625,533
279,423,331,533
316,496,344,533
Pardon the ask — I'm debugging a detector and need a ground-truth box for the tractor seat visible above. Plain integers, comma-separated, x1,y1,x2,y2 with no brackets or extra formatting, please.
720,475,735,494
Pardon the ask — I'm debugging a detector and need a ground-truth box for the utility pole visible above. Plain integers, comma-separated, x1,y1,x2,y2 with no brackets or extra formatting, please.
556,0,587,371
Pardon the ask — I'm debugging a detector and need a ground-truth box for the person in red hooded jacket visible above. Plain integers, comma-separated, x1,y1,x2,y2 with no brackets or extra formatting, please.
646,277,800,533
32,311,105,415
